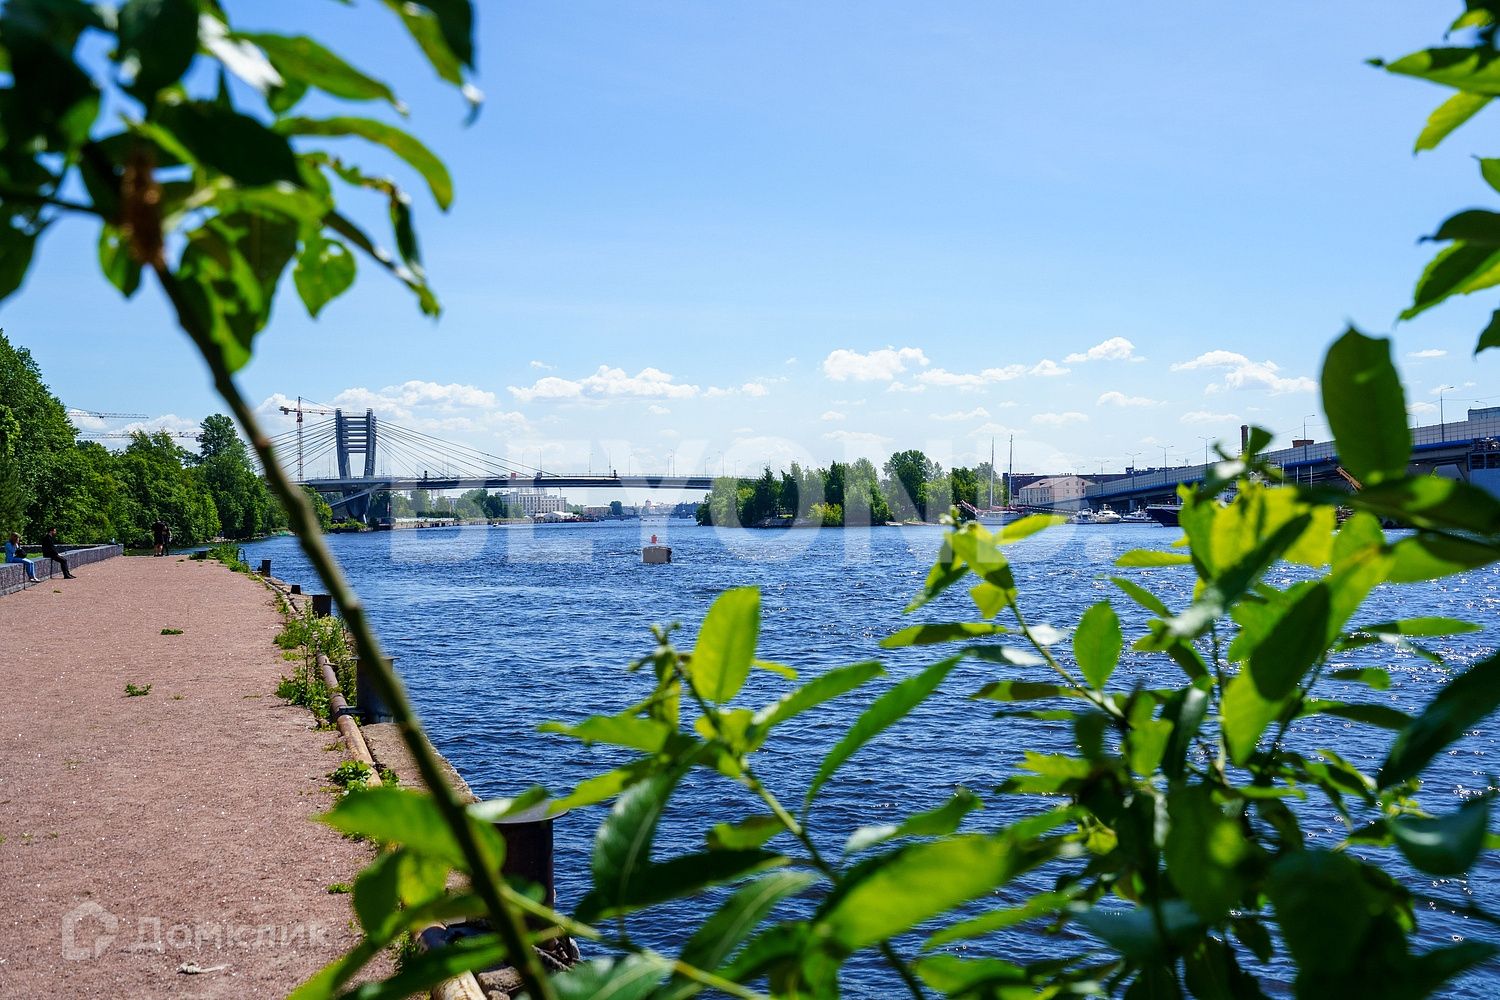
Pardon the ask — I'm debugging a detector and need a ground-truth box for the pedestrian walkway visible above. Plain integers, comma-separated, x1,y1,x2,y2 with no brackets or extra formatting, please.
0,555,379,997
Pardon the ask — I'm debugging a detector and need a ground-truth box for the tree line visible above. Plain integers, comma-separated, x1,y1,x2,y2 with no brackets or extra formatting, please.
0,332,283,546
695,449,1005,527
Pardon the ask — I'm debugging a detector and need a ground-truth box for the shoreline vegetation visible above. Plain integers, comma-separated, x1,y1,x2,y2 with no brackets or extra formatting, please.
694,451,1000,528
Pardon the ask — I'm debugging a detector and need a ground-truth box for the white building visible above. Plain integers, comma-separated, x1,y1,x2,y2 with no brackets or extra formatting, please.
502,489,567,516
1018,475,1092,507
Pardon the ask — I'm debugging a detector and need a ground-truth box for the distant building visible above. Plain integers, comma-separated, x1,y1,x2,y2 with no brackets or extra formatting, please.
1018,475,1092,507
502,489,567,515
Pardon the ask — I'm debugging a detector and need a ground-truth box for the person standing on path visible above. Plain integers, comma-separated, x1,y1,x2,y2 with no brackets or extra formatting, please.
152,519,168,557
40,528,76,579
6,531,37,583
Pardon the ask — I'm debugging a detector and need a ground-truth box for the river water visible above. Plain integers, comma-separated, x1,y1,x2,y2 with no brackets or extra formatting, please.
246,520,1500,995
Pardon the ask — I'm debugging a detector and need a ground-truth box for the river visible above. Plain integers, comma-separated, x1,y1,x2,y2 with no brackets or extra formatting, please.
245,519,1500,996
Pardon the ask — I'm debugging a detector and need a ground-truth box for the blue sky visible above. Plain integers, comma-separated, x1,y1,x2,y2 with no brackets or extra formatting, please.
6,2,1497,487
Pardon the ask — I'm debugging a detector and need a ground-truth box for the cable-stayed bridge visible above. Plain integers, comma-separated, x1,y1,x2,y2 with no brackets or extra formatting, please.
268,408,712,521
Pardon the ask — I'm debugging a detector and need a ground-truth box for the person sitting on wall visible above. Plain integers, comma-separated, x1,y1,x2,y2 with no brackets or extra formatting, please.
41,527,76,579
5,532,38,584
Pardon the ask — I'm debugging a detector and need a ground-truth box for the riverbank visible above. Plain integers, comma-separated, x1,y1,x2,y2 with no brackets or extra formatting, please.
0,555,383,997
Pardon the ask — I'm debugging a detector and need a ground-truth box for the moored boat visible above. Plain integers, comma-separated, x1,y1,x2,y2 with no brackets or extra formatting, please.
1145,503,1181,527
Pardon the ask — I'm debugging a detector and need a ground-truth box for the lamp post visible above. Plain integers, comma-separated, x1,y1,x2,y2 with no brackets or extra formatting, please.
1438,385,1455,442
1126,451,1141,512
1197,436,1210,470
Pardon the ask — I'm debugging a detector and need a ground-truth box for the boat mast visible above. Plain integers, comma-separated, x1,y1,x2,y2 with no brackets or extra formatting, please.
988,437,995,509
1006,435,1014,506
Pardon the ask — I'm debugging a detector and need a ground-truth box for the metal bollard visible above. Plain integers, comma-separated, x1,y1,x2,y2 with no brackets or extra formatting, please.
311,593,333,617
355,656,395,724
259,558,272,576
290,583,301,595
494,803,566,912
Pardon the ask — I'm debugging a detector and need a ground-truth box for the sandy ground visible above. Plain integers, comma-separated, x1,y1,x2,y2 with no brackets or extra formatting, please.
0,555,382,998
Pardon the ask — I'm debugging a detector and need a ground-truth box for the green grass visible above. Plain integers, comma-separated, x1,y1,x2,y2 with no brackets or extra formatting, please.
160,627,183,635
124,683,152,697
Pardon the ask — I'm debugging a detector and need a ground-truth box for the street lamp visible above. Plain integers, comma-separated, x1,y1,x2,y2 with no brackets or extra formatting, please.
1197,436,1210,470
1438,385,1455,442
1126,451,1141,511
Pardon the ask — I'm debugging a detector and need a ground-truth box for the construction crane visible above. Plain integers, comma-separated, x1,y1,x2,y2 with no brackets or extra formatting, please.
278,397,338,481
67,409,147,420
81,430,200,440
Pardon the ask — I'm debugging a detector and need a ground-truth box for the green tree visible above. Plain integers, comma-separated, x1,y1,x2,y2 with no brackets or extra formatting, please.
0,331,76,534
195,414,280,538
883,448,937,520
113,432,219,545
302,485,335,532
846,457,893,525
34,442,127,541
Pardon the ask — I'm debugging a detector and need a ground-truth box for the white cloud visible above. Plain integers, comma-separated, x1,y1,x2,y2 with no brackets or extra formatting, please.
508,366,700,403
529,360,554,370
916,364,1024,388
784,356,799,365
1029,359,1071,377
1097,391,1162,407
1031,411,1088,426
823,429,894,457
886,381,928,393
1065,337,1142,363
974,421,1022,436
114,413,203,439
1408,401,1438,416
1180,410,1239,424
741,382,770,398
933,407,990,421
1407,349,1447,359
822,346,929,381
820,410,846,421
1170,350,1315,395
647,404,670,415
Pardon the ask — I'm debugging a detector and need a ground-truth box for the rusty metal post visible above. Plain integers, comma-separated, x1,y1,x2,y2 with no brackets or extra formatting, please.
494,804,562,911
311,593,333,617
290,583,301,595
356,656,395,724
259,558,272,576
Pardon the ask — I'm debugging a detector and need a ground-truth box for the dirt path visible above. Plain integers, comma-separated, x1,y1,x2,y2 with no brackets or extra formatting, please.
0,555,380,998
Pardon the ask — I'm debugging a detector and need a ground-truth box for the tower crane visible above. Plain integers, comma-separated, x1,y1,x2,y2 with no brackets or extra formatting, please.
278,397,338,481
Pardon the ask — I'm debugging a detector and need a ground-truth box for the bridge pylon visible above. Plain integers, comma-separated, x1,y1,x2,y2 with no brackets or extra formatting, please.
332,409,379,521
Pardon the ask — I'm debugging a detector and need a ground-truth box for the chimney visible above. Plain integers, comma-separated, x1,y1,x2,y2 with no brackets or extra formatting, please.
1240,424,1250,454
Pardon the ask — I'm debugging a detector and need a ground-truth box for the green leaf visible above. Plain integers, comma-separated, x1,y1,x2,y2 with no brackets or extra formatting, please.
923,887,1081,948
881,621,1008,648
844,788,982,854
690,587,760,704
156,101,303,187
590,766,683,913
1221,671,1288,765
815,834,1052,952
805,658,959,810
0,222,40,304
337,935,507,1000
236,32,401,110
175,212,299,372
276,115,453,209
706,815,783,851
1072,900,1200,961
1301,700,1413,730
539,713,675,752
1265,850,1373,976
1073,601,1122,689
1246,583,1331,700
321,787,503,872
1115,549,1193,567
1429,208,1500,245
1164,785,1252,921
550,956,670,1000
752,661,883,731
908,538,968,612
1351,477,1500,534
325,208,439,316
1387,533,1500,582
1162,514,1312,640
98,225,141,298
1112,575,1172,616
1478,308,1500,354
293,233,356,318
971,679,1078,702
912,955,1030,995
999,513,1067,542
1384,47,1500,95
1391,798,1491,876
1321,328,1409,484
1357,617,1482,638
379,0,483,113
118,0,198,97
1402,242,1500,321
658,871,817,1000
1415,87,1492,152
579,850,787,922
1381,650,1500,787
1328,667,1392,690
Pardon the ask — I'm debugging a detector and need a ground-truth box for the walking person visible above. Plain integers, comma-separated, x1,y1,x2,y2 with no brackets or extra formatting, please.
40,527,76,579
5,532,38,584
152,519,168,557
